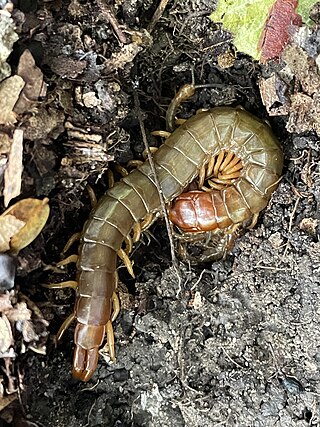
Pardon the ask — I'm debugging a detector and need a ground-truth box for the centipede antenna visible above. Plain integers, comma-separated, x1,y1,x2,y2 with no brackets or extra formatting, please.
56,312,75,342
194,83,226,90
133,85,180,275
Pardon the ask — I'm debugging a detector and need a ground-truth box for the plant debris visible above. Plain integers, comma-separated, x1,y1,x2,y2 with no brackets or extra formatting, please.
210,0,314,62
259,23,320,135
0,198,50,254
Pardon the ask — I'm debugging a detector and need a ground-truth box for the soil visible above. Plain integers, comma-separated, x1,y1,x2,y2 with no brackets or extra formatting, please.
1,1,320,426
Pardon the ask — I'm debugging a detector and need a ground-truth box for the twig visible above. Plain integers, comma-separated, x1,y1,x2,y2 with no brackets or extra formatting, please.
147,0,170,33
96,0,127,44
132,86,180,275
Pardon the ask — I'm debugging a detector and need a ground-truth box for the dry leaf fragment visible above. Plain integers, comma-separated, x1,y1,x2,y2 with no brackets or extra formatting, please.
259,0,302,63
0,314,12,354
1,198,50,253
3,129,23,207
14,49,47,115
0,76,24,124
0,14,19,81
5,302,31,322
20,320,39,343
0,215,25,252
0,293,12,312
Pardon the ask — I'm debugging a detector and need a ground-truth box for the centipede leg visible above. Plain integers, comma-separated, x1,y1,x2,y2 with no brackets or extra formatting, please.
117,248,135,278
111,292,120,322
62,232,81,255
132,222,142,243
175,118,187,126
127,159,144,168
43,280,78,289
107,169,115,188
106,320,115,362
56,254,78,267
198,164,206,189
124,235,133,255
56,312,75,342
141,213,154,231
247,213,259,229
151,130,171,139
86,184,97,208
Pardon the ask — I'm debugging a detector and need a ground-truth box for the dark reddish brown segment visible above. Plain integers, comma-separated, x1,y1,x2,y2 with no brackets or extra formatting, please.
169,190,233,232
259,0,302,63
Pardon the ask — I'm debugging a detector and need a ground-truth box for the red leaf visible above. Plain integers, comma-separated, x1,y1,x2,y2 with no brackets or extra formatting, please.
259,0,302,63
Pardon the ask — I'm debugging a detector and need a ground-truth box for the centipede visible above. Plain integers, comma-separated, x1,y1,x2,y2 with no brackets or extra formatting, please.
48,87,283,381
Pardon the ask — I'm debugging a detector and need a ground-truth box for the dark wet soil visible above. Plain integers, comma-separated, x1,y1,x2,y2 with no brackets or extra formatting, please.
1,1,320,426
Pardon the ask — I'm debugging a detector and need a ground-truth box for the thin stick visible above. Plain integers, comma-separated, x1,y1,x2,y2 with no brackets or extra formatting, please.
147,0,170,33
96,0,127,44
133,87,180,273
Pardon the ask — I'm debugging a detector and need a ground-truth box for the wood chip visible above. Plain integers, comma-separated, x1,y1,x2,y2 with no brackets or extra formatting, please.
3,129,23,207
0,76,24,125
14,49,47,115
0,215,25,252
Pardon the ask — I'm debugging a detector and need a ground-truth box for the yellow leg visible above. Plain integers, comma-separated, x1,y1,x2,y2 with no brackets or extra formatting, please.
43,280,78,289
86,184,97,208
206,155,216,178
219,152,234,172
127,159,144,168
106,320,115,362
132,222,142,243
175,118,187,126
141,213,154,231
111,292,120,322
124,235,133,255
207,180,225,190
196,108,209,114
225,223,241,235
151,130,171,139
62,232,81,254
115,164,129,177
117,249,135,278
142,146,158,159
223,159,242,173
57,254,78,267
198,164,206,189
56,312,75,342
107,169,115,188
247,213,259,229
213,151,225,177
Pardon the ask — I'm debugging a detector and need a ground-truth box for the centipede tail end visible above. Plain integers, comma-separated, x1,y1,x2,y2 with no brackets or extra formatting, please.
72,323,105,381
72,345,99,382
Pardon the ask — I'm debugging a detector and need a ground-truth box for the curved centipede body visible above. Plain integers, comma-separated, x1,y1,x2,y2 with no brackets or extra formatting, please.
71,106,283,381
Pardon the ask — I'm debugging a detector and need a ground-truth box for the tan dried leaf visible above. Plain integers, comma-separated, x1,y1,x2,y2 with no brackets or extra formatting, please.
14,49,47,115
21,319,39,342
0,293,12,312
0,75,24,124
0,131,11,154
5,301,31,322
3,129,23,207
286,92,320,135
259,74,290,116
0,214,25,252
0,314,12,353
1,198,50,253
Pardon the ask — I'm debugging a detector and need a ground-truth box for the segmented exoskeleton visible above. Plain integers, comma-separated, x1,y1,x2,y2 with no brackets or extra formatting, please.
53,106,283,381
